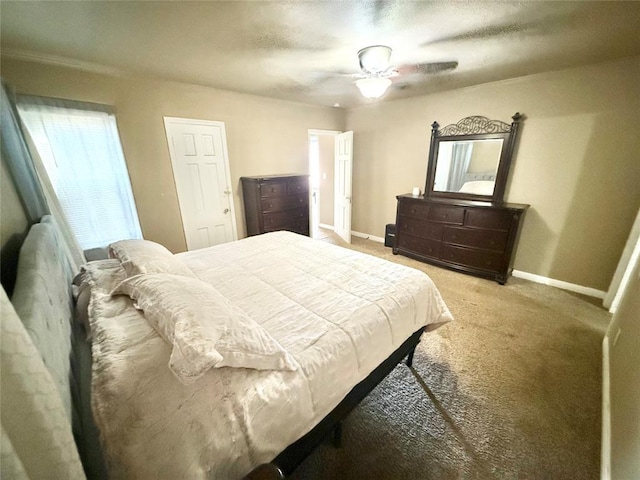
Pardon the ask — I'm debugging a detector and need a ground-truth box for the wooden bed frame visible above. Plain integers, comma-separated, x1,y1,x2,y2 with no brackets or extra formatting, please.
244,326,425,479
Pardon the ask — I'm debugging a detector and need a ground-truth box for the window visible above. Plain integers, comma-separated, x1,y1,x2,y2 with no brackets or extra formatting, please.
18,96,142,250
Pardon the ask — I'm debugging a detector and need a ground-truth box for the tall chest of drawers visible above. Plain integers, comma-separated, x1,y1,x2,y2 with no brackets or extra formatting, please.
241,174,310,237
394,195,528,284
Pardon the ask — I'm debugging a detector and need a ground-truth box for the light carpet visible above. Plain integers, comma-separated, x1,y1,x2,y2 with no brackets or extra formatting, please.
288,231,610,479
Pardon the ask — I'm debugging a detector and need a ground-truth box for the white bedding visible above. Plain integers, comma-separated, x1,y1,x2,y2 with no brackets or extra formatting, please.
88,231,453,479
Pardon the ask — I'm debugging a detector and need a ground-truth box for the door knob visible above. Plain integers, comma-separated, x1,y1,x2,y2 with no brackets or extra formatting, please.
223,208,230,214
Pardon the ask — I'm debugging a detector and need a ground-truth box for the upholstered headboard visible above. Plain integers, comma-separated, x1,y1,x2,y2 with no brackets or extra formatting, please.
1,215,87,478
11,215,77,418
462,170,496,183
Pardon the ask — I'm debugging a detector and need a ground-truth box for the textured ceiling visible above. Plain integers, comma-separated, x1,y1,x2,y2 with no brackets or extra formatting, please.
2,1,640,108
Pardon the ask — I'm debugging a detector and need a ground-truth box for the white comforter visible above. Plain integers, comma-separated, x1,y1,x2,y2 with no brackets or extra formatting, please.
89,232,453,479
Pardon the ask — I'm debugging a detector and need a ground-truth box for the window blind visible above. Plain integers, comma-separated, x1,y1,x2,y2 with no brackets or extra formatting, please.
17,96,142,250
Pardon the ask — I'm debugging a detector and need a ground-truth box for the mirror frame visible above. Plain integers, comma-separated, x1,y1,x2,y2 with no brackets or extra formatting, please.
425,113,522,203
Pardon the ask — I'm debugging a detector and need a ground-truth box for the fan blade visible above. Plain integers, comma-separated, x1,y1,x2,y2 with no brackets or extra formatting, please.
396,61,458,76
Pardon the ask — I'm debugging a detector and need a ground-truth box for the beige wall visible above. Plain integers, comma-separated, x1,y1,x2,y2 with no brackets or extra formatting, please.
318,135,335,226
0,57,344,253
1,155,30,247
347,56,640,291
3,56,639,290
1,154,31,295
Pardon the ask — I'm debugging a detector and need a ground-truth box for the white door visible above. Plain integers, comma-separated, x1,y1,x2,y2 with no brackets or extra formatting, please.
334,131,353,244
164,117,237,250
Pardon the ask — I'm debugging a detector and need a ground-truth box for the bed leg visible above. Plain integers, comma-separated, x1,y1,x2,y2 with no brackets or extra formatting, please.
333,421,342,448
406,347,416,368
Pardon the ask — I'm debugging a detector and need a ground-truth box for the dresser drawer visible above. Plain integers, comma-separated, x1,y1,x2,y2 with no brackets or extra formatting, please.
427,205,464,224
465,208,514,231
263,207,308,229
286,178,308,195
260,181,287,197
264,220,309,236
443,226,509,252
397,234,441,259
288,220,310,236
441,244,504,273
398,200,431,219
261,194,308,212
398,217,443,242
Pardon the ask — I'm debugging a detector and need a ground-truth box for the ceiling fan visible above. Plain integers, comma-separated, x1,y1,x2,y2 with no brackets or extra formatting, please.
351,45,458,99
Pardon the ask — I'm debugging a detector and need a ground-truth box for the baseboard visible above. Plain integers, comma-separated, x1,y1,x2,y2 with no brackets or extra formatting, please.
512,270,606,299
351,230,385,244
317,225,386,244
601,335,611,480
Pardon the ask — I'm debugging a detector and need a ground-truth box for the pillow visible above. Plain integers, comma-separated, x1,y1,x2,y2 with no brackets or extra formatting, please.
108,239,195,278
81,259,128,294
75,259,129,338
457,180,495,195
116,274,297,384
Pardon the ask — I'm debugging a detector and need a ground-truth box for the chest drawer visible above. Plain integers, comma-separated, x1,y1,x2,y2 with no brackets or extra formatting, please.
263,207,308,229
427,205,464,225
443,226,509,252
441,244,505,273
465,208,514,231
261,194,308,212
286,178,308,195
398,217,443,242
260,181,287,198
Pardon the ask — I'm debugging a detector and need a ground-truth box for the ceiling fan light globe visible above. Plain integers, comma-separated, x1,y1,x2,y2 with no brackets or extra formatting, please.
358,45,392,74
355,77,392,99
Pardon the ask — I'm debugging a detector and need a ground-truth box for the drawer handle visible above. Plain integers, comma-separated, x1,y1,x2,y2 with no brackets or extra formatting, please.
451,234,456,239
268,203,273,208
490,240,495,245
486,260,492,266
411,209,416,214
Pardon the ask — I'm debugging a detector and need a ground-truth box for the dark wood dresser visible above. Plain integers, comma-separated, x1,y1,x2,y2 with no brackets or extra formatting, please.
241,174,310,237
394,195,528,284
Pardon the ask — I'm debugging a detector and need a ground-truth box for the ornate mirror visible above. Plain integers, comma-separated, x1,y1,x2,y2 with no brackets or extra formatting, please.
425,113,522,203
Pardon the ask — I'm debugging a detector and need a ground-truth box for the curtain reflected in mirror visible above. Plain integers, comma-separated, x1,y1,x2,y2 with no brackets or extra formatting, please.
433,138,503,196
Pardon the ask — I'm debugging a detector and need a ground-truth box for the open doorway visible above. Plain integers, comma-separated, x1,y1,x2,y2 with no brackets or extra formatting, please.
308,129,339,239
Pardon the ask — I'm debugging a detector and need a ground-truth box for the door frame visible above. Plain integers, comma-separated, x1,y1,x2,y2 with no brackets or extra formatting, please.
308,129,340,236
604,206,640,312
163,116,238,249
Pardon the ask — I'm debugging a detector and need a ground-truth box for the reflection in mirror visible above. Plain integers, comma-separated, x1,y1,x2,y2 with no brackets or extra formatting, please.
433,138,503,196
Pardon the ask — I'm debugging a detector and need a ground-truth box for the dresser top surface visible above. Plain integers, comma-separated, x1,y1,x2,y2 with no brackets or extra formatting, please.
241,174,308,182
397,194,529,210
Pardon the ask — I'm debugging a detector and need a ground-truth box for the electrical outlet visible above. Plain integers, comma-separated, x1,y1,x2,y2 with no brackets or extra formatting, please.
613,328,622,347
322,173,327,180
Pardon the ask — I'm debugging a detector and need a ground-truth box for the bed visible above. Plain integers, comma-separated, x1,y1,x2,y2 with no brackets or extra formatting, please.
5,216,453,479
458,170,496,196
